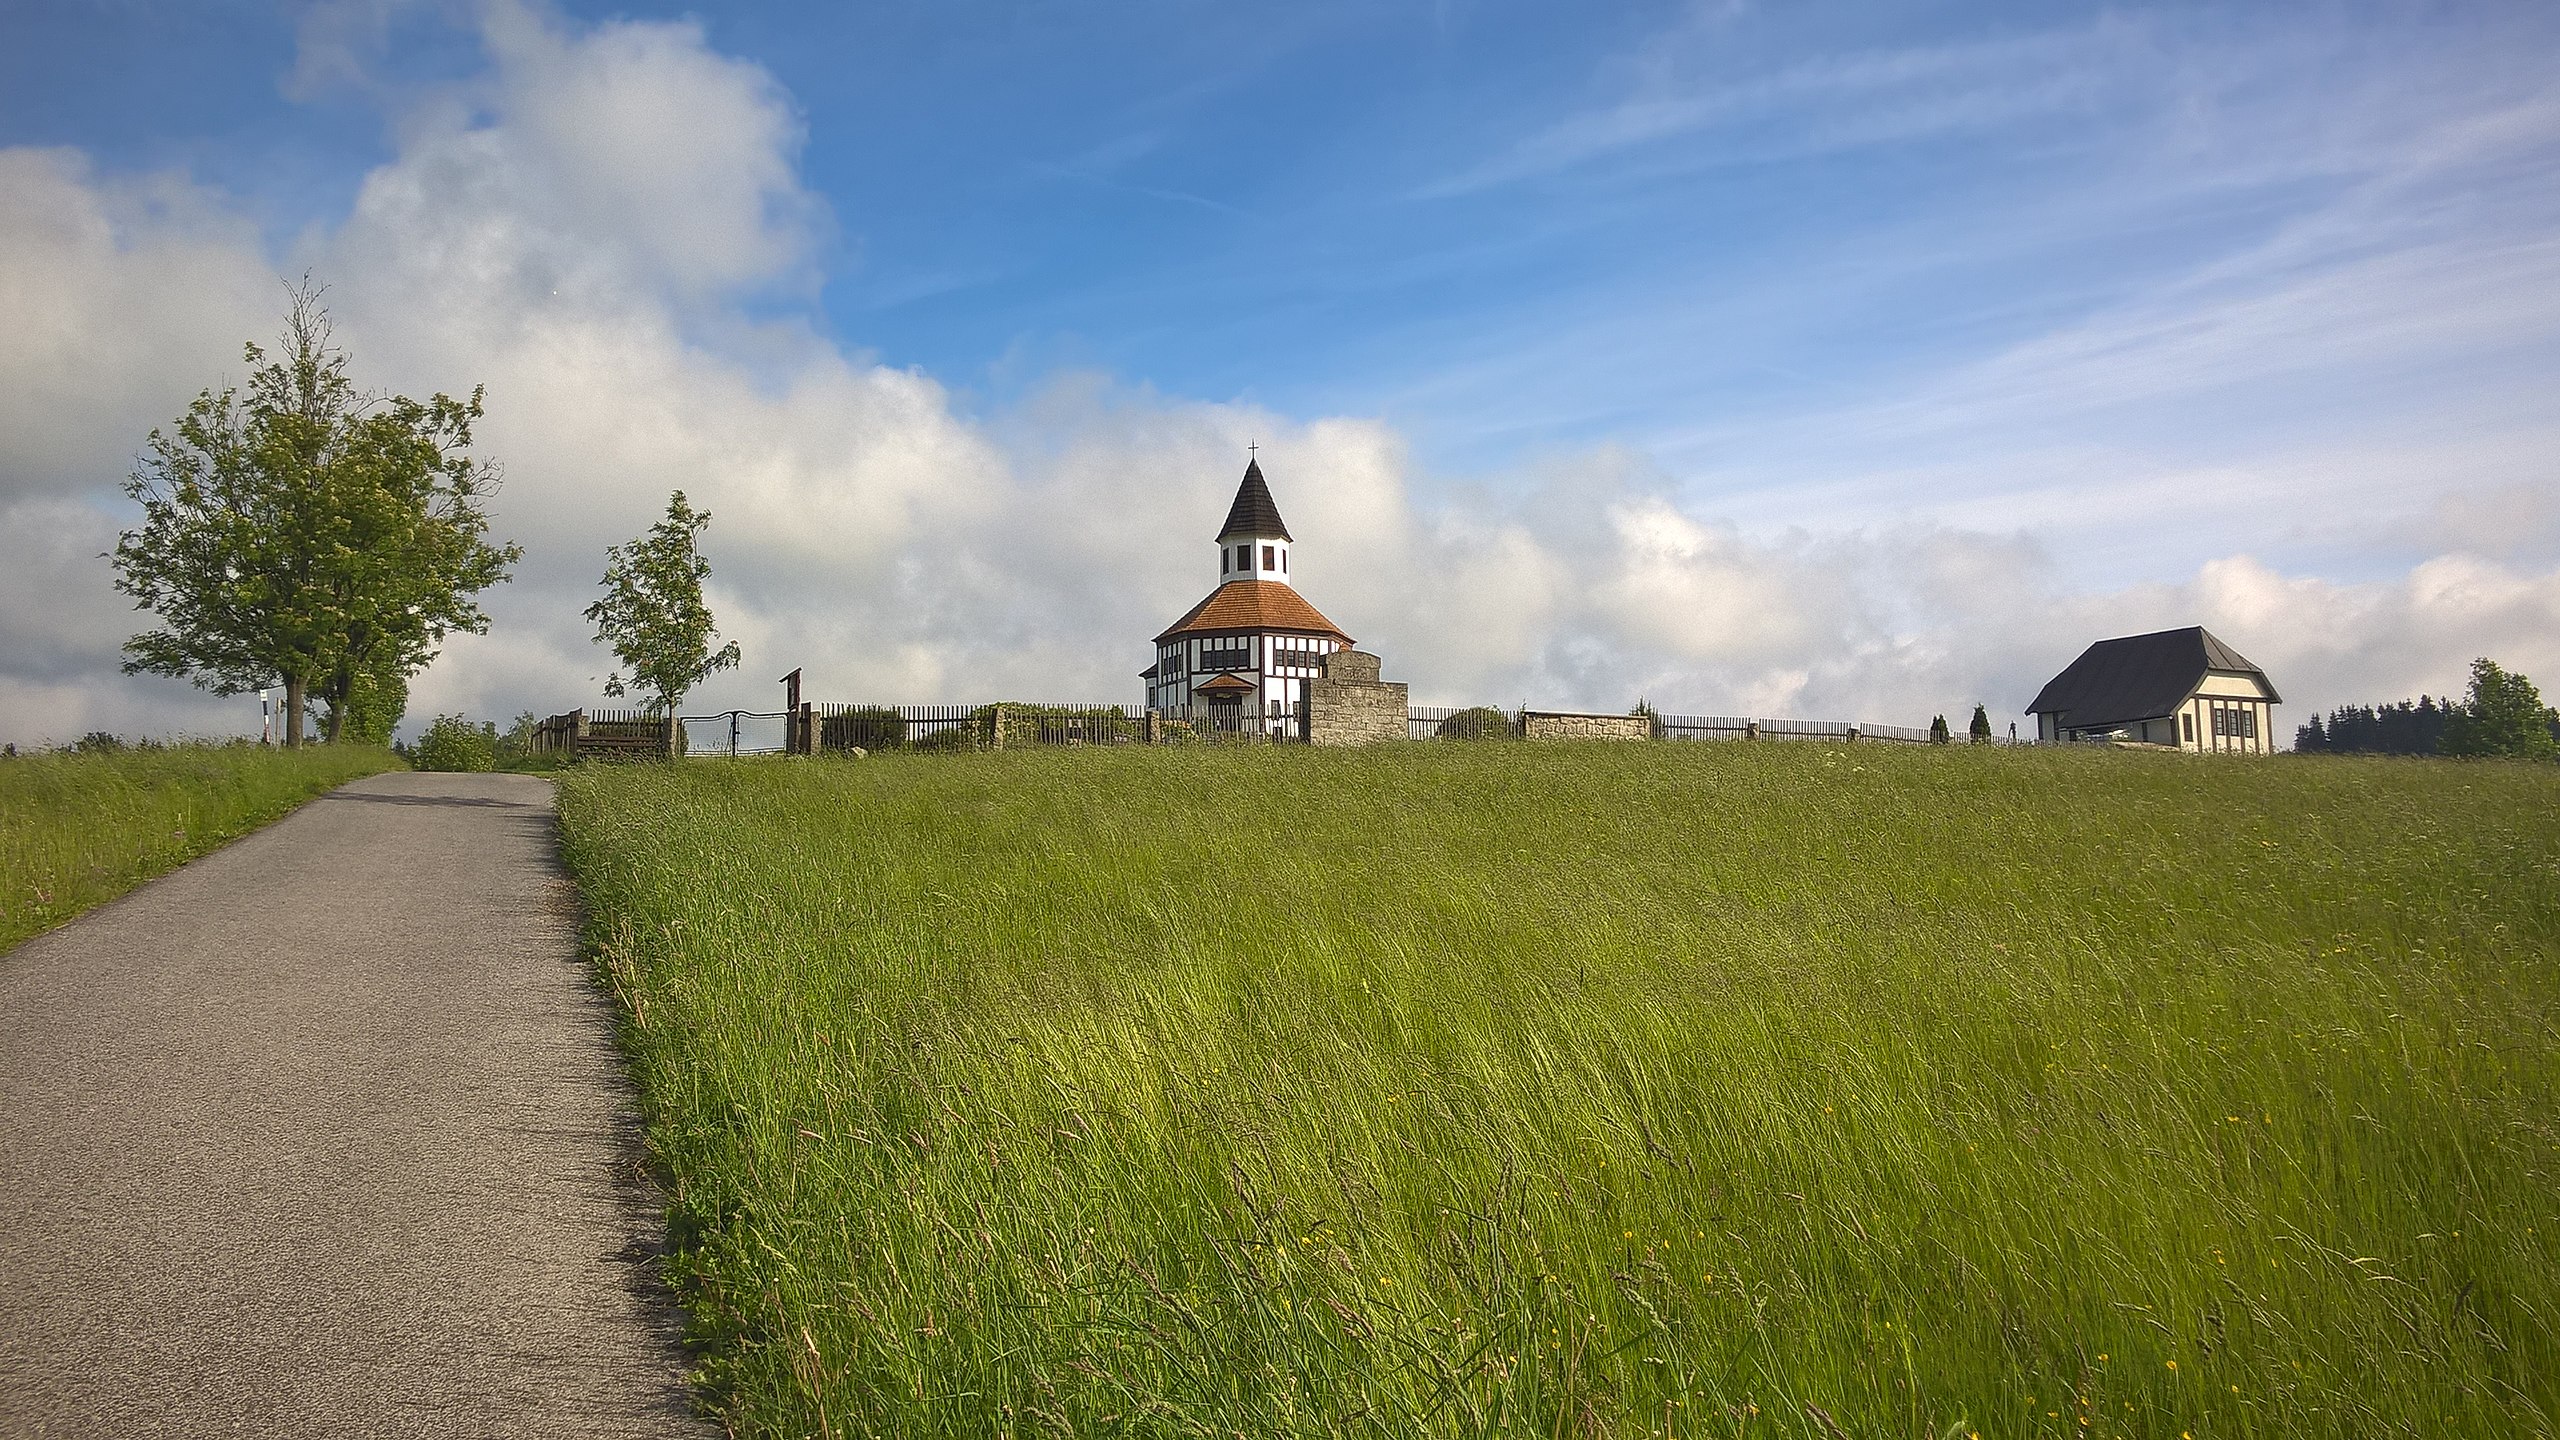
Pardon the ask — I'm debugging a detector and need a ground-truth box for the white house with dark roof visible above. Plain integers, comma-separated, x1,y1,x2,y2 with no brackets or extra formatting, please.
1143,458,1355,735
2027,626,2282,752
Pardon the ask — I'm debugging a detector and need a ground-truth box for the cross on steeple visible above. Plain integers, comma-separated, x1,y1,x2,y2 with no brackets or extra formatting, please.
1247,440,1258,460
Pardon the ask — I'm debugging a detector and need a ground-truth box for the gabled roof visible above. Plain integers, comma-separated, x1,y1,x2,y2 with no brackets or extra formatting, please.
1192,672,1255,696
1154,579,1354,645
2026,626,2280,730
1216,459,1293,542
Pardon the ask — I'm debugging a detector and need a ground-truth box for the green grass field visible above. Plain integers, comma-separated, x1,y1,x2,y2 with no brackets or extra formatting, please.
0,742,398,951
556,743,2560,1439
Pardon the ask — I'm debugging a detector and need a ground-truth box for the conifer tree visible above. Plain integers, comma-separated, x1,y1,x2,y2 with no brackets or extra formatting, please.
1929,714,1950,745
1968,704,1993,745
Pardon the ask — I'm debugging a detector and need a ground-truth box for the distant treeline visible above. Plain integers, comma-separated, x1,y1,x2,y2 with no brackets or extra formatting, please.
2296,659,2559,759
2295,697,2453,755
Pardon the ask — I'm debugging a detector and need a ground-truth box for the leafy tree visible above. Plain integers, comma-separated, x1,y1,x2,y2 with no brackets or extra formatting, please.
1929,714,1950,745
327,659,408,747
1968,704,1993,745
113,282,518,746
2441,658,2559,761
585,490,742,714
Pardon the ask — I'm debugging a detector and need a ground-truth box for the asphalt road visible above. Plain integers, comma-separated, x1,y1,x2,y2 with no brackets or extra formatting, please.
0,771,703,1438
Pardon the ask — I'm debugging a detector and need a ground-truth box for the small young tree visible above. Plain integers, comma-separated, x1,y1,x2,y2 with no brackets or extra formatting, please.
1968,703,1993,745
1629,698,1667,740
2441,658,2559,761
585,491,742,714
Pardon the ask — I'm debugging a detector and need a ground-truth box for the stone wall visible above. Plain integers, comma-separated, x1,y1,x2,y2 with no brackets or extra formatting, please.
1521,710,1652,742
1307,651,1407,746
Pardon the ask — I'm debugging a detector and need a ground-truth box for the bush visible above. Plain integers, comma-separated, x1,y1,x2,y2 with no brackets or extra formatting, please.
973,703,1138,745
822,706,908,752
910,725,982,753
412,714,498,772
1436,706,1516,741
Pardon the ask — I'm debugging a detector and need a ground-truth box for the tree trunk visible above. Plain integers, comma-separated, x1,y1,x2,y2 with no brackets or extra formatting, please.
283,673,306,748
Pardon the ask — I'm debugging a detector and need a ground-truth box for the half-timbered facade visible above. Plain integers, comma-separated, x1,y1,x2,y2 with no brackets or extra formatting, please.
1144,459,1355,735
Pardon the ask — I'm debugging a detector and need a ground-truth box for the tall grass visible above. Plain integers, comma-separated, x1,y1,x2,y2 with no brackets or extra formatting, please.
0,742,398,950
557,744,2560,1439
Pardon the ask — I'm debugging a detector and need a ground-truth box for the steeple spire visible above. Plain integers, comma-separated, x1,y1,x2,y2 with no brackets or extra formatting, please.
1217,456,1292,542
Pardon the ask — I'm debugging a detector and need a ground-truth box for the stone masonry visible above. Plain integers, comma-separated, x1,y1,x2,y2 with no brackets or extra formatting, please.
1307,650,1408,746
1521,710,1652,741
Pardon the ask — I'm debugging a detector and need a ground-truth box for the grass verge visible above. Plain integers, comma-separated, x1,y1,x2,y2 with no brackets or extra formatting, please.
1,742,400,951
558,743,2560,1438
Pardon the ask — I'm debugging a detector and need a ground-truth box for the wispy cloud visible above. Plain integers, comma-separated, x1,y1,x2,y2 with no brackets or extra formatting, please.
1418,23,2126,197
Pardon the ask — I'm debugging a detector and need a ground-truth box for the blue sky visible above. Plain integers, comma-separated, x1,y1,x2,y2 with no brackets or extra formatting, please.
3,1,2557,740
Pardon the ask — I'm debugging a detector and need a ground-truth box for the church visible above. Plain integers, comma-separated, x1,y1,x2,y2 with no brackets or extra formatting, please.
1143,457,1356,735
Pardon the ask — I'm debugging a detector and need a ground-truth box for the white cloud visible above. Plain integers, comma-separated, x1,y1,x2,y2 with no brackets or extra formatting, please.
0,3,2555,751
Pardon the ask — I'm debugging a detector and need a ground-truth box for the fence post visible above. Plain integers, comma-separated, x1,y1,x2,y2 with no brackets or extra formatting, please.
1145,710,1162,745
571,709,587,761
990,705,1007,751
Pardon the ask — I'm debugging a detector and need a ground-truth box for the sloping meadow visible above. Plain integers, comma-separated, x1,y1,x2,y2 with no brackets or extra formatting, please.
2,742,399,950
556,743,2560,1438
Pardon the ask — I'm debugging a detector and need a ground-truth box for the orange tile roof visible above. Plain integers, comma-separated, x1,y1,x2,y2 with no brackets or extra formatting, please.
1192,672,1255,695
1154,580,1355,645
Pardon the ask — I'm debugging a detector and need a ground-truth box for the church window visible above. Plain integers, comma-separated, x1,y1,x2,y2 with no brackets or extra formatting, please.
1263,544,1276,571
1281,550,1287,573
1221,548,1230,574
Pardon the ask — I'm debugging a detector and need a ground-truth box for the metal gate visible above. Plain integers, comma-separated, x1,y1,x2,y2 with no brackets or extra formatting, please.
678,710,789,758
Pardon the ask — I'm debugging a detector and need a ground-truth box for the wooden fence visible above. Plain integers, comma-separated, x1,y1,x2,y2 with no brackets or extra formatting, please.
530,709,674,760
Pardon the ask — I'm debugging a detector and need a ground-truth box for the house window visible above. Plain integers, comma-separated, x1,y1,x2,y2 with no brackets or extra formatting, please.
2240,708,2258,740
2182,712,2194,742
1221,548,1230,574
1263,544,1276,570
1281,550,1288,573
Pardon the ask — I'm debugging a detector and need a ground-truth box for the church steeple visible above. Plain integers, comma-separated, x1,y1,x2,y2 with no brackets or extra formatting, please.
1217,457,1293,542
1214,454,1294,587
